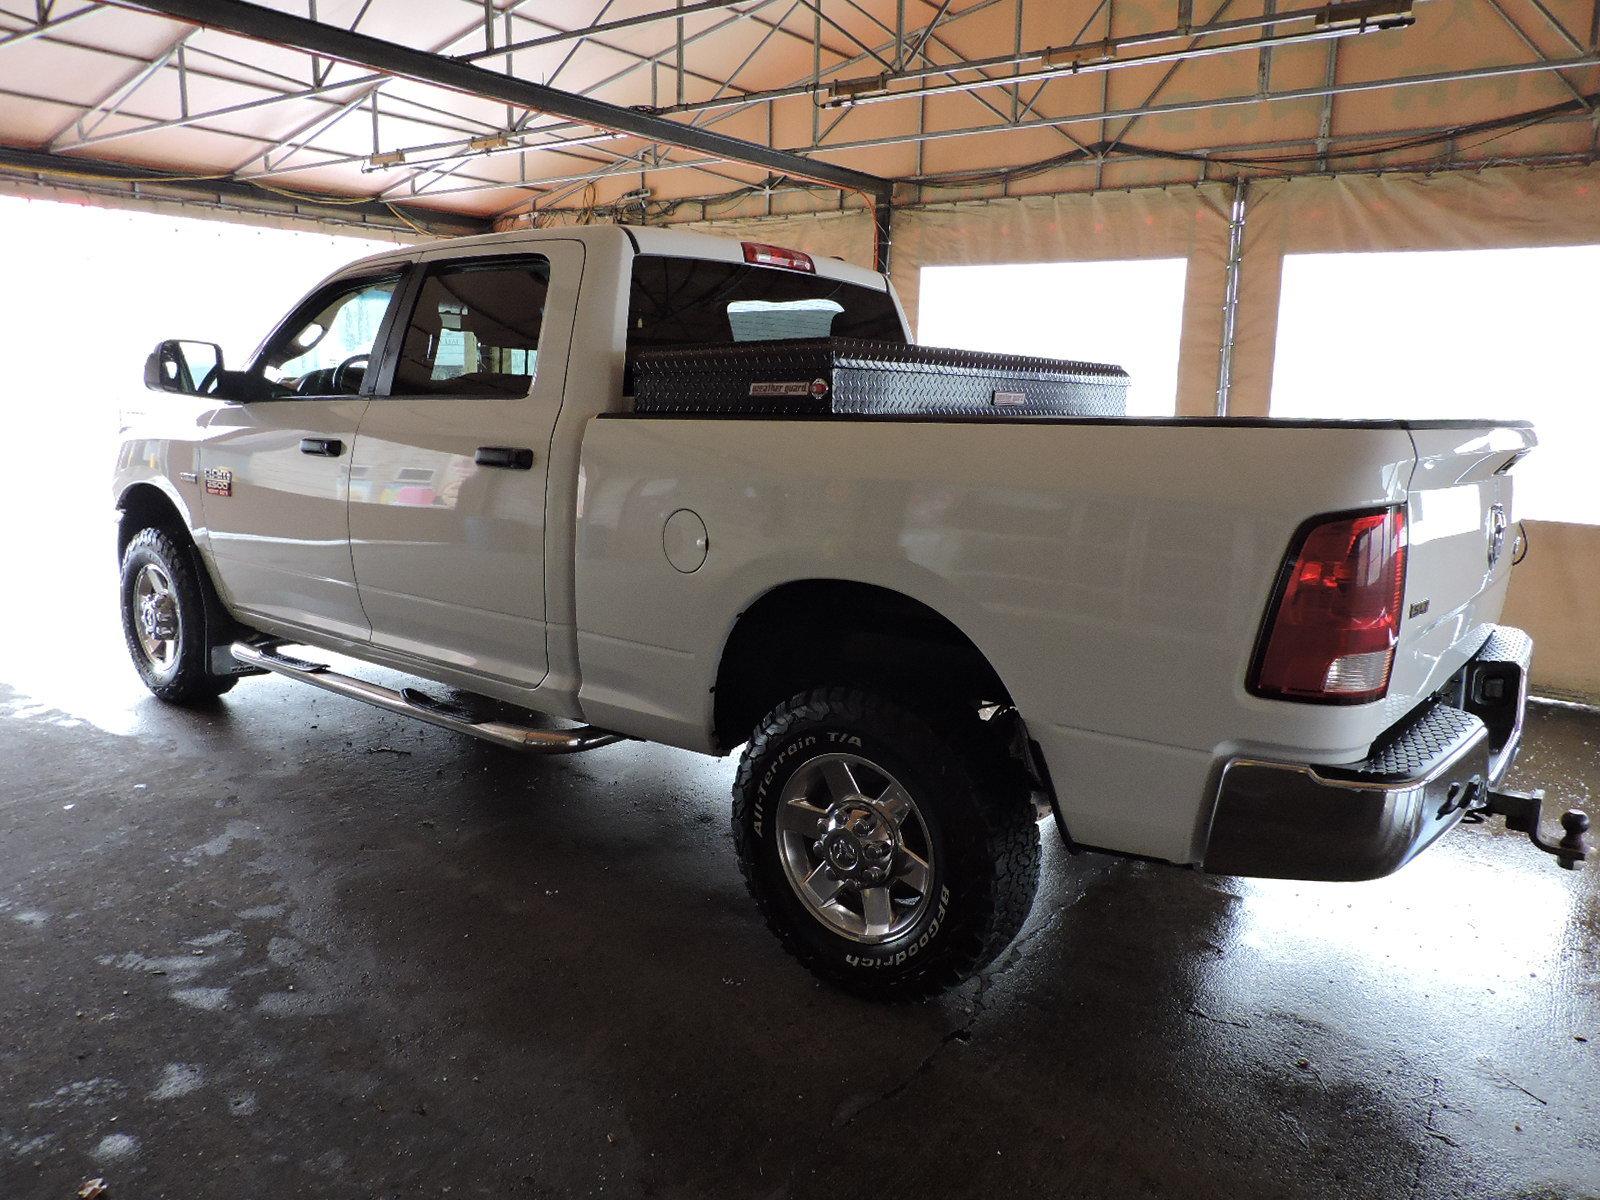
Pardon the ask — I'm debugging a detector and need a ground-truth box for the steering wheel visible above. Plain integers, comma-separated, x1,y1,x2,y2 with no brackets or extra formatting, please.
331,353,370,395
195,362,221,395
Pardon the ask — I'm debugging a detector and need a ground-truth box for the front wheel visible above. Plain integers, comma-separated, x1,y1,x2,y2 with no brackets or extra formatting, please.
732,687,1040,999
119,527,236,705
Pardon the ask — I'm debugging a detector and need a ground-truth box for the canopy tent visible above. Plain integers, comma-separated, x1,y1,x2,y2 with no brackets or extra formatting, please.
2,1,1597,697
0,0,1594,234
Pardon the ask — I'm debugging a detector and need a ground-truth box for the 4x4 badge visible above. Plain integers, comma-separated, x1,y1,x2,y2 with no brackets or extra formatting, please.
204,467,233,498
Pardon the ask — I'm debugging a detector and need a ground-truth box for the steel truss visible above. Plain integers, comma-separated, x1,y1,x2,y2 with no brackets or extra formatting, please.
0,0,1593,244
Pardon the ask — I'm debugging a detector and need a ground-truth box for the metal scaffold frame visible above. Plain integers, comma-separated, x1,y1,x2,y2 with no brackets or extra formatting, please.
0,0,1593,246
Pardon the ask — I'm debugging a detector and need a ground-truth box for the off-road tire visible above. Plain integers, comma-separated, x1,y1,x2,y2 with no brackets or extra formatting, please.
732,686,1040,999
120,527,237,705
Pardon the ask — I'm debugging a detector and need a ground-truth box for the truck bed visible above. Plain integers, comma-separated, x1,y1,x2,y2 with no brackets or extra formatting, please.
573,411,1533,864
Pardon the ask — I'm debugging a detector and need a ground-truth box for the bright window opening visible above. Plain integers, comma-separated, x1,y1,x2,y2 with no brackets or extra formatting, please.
1271,246,1600,525
916,258,1188,417
0,194,400,727
727,297,844,342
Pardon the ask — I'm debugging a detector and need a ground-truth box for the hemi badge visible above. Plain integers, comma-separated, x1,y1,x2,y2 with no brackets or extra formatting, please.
178,471,199,484
992,390,1026,408
204,467,233,497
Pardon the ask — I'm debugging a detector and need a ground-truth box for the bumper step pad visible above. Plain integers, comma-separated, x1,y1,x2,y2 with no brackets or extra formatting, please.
1328,704,1486,784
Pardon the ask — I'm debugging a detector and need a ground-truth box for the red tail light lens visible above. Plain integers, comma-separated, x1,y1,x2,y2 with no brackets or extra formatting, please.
742,241,814,272
1250,507,1408,704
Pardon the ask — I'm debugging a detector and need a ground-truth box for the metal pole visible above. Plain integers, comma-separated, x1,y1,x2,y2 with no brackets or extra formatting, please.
1215,178,1248,417
824,16,1405,109
1257,0,1276,92
123,0,892,200
0,4,94,48
0,143,485,235
826,0,1401,92
806,52,1600,153
874,193,893,273
676,0,685,106
488,0,768,55
812,0,822,148
1315,41,1338,171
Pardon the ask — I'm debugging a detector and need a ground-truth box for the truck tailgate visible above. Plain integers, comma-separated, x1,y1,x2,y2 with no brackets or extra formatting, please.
1388,423,1537,706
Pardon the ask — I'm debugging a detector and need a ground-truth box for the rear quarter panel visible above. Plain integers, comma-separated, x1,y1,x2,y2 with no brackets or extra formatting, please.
1391,424,1532,707
575,416,1427,864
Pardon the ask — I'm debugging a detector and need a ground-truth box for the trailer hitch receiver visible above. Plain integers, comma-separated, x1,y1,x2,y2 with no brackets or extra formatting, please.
1466,787,1591,870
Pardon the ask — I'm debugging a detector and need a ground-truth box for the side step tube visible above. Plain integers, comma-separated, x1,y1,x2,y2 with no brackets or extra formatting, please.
231,641,624,755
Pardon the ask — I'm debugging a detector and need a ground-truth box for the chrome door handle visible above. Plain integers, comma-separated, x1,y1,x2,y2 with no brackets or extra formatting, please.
299,437,343,457
475,446,534,470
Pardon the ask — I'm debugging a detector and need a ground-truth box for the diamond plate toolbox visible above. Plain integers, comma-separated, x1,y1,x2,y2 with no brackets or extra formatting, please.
630,339,1130,418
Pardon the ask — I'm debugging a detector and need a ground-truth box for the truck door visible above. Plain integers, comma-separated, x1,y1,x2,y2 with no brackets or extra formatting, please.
348,242,583,691
200,270,405,642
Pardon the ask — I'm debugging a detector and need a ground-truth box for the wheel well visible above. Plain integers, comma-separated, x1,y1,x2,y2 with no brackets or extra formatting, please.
117,482,257,652
712,580,1013,752
117,483,191,559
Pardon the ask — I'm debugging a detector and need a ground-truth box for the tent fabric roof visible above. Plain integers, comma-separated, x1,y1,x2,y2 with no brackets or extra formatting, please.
0,0,1595,229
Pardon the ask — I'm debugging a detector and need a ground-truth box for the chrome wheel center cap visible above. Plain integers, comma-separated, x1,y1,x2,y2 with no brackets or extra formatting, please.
819,800,900,887
140,597,175,639
776,751,934,946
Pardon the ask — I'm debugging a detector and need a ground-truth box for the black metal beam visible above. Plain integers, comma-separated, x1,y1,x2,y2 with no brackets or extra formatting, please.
873,193,893,273
116,0,895,202
0,144,488,236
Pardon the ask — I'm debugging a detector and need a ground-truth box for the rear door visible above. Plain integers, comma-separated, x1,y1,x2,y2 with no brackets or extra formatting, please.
200,270,405,641
348,242,583,690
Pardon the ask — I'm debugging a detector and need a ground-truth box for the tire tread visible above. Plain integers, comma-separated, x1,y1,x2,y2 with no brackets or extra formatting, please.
732,685,1039,1000
120,526,236,705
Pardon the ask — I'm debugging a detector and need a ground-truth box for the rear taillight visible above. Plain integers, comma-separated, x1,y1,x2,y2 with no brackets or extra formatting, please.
1250,507,1408,704
742,241,815,272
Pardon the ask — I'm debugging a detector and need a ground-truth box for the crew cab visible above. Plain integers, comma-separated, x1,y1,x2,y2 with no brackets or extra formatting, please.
114,224,1587,999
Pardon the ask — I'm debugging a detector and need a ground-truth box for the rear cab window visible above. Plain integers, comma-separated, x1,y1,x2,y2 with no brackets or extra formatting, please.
625,256,905,369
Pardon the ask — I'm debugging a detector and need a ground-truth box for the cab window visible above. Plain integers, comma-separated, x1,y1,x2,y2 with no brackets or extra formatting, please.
258,274,400,396
390,257,550,398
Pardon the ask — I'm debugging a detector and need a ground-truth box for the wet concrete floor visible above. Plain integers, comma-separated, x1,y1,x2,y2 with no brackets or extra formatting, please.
2,644,1598,1198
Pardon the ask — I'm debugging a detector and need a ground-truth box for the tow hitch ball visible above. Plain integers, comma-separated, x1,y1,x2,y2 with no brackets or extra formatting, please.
1465,787,1591,870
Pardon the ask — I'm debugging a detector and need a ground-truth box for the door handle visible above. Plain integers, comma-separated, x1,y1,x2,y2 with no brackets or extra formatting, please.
299,437,343,457
475,446,535,470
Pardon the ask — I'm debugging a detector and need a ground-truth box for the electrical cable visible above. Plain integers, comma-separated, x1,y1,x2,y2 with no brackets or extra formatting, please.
0,156,443,234
910,90,1600,186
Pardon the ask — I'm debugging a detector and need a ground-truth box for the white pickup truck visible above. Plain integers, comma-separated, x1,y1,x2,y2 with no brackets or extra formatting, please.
115,224,1588,999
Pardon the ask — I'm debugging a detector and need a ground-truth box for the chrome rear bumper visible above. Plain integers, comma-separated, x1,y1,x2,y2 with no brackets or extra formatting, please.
1202,625,1531,882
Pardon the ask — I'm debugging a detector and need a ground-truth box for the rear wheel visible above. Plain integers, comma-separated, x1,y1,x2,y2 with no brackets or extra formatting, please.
119,527,236,705
732,686,1040,999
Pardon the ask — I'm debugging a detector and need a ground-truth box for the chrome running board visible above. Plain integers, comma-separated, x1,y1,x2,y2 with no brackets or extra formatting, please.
231,641,624,755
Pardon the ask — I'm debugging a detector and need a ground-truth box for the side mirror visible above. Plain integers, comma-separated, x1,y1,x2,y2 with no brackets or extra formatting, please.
144,339,224,395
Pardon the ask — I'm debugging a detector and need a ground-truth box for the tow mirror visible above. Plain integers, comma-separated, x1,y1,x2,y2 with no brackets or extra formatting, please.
144,339,224,396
